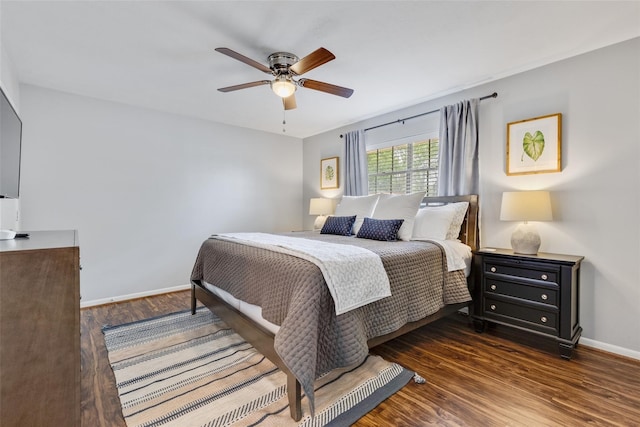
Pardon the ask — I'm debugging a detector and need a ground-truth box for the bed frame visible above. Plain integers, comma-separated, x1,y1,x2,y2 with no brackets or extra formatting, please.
191,194,478,420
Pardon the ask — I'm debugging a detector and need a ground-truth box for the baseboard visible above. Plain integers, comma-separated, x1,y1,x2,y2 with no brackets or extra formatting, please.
80,284,191,308
580,337,640,361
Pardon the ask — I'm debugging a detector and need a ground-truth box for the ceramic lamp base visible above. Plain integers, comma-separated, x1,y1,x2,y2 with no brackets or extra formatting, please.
313,215,328,230
511,223,541,255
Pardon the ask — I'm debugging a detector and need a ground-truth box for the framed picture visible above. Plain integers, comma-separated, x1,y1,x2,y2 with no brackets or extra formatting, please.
320,156,339,190
506,113,562,175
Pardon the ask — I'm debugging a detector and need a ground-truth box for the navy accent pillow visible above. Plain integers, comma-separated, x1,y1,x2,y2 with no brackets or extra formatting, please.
356,217,404,241
320,215,357,236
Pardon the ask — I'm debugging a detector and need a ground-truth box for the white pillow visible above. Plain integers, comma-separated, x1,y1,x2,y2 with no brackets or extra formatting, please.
411,201,469,240
372,192,425,241
445,202,469,240
334,194,380,234
412,206,457,241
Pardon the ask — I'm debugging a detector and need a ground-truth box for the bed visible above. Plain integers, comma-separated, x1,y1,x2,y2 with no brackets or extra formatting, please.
190,194,478,420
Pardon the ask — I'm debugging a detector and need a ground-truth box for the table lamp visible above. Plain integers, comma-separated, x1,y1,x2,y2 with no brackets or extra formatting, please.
500,191,552,254
309,198,333,230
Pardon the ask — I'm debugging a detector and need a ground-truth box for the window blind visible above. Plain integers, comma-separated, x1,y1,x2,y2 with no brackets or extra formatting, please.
367,138,439,196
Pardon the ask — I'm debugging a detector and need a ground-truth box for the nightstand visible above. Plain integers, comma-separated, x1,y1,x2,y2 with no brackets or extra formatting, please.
470,248,583,359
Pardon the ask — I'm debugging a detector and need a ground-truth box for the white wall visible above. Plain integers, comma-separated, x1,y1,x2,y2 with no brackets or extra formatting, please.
303,38,640,357
19,85,303,303
0,43,20,111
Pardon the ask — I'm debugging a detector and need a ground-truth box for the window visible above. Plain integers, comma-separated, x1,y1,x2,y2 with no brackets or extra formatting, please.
367,138,439,196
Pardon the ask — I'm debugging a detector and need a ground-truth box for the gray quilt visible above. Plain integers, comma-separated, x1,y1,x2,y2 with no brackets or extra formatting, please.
190,232,471,413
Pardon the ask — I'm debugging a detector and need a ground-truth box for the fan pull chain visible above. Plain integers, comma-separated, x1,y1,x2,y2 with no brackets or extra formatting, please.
282,109,286,133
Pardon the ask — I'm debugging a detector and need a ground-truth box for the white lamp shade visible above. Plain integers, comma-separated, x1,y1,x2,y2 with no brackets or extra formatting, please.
309,198,333,216
500,191,552,222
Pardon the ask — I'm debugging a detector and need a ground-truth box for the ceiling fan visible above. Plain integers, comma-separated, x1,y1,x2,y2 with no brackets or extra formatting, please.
215,47,354,110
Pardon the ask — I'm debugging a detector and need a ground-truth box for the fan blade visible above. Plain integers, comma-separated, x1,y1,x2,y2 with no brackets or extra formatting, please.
299,79,354,98
215,47,272,74
283,94,297,110
290,47,335,75
218,80,271,92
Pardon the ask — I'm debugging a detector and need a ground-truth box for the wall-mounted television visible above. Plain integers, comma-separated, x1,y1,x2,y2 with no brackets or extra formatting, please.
0,85,22,199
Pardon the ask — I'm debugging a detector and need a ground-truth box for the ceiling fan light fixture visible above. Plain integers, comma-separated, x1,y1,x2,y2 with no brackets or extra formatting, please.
215,47,354,107
271,75,296,98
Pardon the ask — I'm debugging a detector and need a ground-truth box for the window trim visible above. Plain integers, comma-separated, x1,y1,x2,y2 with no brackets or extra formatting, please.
366,131,437,151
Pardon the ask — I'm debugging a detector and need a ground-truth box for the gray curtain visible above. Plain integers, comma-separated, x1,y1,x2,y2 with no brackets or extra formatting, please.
344,130,368,196
437,98,479,196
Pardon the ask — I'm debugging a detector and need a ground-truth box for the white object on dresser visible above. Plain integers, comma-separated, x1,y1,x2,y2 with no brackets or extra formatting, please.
0,229,16,240
0,197,20,231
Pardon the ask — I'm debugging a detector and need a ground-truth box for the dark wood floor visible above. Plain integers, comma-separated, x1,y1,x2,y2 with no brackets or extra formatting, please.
82,290,640,426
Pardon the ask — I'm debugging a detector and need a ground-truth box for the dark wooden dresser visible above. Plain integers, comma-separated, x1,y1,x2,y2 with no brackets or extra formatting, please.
0,230,80,426
471,248,583,359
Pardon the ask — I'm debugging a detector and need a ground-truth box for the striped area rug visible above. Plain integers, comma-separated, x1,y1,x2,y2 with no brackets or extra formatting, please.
103,307,414,427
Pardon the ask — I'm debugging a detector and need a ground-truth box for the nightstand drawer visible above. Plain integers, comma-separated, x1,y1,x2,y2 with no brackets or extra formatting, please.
484,260,558,283
484,297,558,333
485,278,558,306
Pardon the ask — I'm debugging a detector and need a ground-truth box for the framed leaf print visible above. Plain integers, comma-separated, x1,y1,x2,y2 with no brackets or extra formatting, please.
320,156,339,190
506,113,562,175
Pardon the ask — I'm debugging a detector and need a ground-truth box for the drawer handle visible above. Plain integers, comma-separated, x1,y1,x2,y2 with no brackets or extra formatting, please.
490,267,497,273
541,293,548,301
490,284,497,291
541,316,548,323
541,274,548,280
490,304,496,311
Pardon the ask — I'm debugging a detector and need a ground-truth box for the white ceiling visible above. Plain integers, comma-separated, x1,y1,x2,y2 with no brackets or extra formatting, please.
2,1,639,138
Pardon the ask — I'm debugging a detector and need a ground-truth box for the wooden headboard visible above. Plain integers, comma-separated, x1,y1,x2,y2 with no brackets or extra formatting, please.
420,195,479,251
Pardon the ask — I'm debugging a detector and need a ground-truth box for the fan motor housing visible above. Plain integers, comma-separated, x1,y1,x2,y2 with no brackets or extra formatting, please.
268,52,299,73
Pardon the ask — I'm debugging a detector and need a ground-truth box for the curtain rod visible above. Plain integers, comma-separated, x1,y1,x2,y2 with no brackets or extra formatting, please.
340,92,497,138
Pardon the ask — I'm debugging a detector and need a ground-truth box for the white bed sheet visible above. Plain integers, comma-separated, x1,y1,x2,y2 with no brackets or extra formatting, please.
437,239,473,277
203,281,281,334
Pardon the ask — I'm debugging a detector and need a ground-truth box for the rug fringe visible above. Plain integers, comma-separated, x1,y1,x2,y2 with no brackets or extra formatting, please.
413,373,426,384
